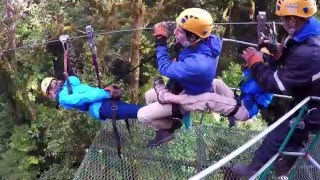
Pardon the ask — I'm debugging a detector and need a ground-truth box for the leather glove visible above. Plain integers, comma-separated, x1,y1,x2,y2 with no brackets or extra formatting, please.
260,39,284,60
105,85,123,100
242,47,264,68
154,22,169,39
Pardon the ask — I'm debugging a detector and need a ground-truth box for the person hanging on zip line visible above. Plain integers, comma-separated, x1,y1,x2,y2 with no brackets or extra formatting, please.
153,48,274,127
137,8,223,147
229,0,320,177
40,75,141,122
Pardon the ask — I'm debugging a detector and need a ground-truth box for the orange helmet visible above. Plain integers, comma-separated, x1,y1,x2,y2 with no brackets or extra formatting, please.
176,8,213,38
275,0,317,18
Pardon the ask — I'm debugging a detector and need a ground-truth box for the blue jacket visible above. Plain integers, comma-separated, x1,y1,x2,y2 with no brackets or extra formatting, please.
251,16,320,103
58,76,110,120
156,34,223,95
240,69,273,118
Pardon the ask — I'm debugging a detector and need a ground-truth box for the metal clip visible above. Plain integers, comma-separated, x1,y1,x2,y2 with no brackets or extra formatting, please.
256,11,267,44
86,25,96,49
59,34,69,51
59,34,69,43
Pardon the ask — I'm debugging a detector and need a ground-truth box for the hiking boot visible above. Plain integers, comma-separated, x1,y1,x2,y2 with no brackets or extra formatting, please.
231,163,260,177
154,77,169,104
147,129,174,147
274,156,297,176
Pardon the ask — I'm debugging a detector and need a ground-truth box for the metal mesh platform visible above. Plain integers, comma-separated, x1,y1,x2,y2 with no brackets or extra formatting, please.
74,119,320,180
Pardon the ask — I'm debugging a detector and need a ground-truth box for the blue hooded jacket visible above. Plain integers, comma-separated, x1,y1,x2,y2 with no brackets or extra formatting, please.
294,17,320,42
240,69,273,118
251,16,320,100
58,76,110,120
156,34,223,95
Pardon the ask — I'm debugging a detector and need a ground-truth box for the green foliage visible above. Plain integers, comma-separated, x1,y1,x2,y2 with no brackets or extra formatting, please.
0,126,40,179
219,61,243,88
0,0,297,179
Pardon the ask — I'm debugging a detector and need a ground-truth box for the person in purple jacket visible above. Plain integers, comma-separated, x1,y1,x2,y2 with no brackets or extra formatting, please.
137,8,223,147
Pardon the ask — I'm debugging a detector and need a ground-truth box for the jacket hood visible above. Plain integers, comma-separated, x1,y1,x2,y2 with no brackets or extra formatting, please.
294,16,320,42
200,34,223,58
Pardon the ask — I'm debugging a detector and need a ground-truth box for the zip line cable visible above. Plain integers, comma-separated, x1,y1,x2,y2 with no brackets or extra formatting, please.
0,21,281,55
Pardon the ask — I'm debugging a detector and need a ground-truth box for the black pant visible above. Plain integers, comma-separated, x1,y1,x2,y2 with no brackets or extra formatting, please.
253,108,320,168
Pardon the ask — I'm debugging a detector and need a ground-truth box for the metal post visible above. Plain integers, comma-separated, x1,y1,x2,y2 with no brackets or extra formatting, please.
249,153,279,180
258,105,308,179
281,151,306,157
307,154,320,170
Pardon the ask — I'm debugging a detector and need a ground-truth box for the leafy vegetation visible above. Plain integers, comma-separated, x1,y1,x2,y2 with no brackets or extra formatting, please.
0,0,305,179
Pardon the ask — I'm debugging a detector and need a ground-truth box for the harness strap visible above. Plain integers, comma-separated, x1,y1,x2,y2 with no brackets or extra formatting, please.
227,97,242,117
86,25,102,88
172,103,183,119
110,100,122,159
124,119,131,134
59,35,73,94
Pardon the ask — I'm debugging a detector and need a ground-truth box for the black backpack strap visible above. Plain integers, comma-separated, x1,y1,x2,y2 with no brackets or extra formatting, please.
110,100,122,159
124,119,131,134
227,97,242,117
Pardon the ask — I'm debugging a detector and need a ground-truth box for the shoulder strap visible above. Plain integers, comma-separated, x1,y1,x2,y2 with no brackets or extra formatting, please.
110,100,122,159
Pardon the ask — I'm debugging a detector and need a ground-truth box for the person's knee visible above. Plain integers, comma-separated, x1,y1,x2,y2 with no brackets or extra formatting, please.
137,107,152,124
212,78,223,85
145,89,157,104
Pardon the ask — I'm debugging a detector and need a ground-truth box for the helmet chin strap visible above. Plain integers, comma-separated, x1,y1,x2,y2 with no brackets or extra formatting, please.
288,28,295,36
179,36,202,47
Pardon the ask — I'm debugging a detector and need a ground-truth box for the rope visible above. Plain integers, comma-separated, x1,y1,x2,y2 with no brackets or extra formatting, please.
0,21,281,55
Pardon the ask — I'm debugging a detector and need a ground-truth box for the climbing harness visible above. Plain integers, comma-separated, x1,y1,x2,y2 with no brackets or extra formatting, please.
85,25,102,88
104,85,131,159
84,27,131,159
59,34,73,94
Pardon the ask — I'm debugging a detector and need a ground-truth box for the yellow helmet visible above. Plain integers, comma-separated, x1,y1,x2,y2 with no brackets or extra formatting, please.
275,0,317,18
176,8,213,38
41,77,54,95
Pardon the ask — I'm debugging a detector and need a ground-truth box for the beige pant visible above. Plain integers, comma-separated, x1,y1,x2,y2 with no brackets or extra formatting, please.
137,79,249,131
180,79,249,121
138,89,174,131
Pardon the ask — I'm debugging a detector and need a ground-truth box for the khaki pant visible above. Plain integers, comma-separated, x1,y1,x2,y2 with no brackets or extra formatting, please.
138,89,174,131
137,79,249,131
180,79,249,121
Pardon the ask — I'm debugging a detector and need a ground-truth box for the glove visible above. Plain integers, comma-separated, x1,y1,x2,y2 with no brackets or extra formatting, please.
105,85,123,100
153,22,169,38
259,38,283,59
242,47,263,68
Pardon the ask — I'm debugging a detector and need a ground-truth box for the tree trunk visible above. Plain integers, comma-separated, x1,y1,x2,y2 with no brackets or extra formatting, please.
129,0,144,103
4,0,36,122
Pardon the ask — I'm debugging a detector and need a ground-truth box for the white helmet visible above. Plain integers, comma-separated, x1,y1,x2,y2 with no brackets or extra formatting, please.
41,77,54,95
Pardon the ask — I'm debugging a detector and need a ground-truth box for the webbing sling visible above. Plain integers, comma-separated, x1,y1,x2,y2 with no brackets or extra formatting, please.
85,25,102,88
59,35,73,94
109,100,131,159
